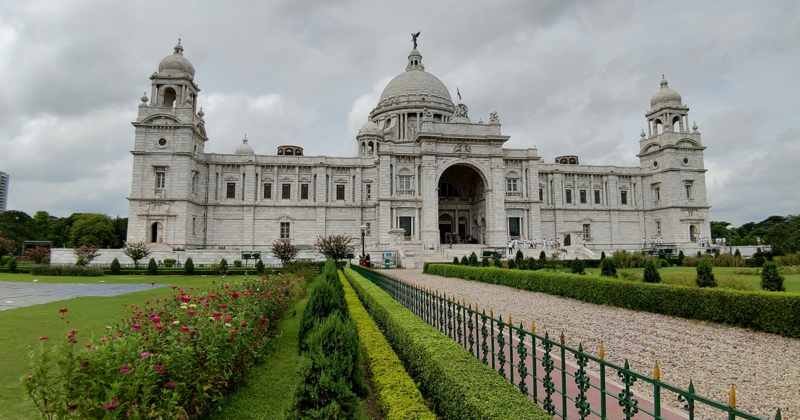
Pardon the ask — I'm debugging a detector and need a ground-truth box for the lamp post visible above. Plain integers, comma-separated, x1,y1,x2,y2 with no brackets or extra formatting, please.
360,225,367,259
726,224,733,255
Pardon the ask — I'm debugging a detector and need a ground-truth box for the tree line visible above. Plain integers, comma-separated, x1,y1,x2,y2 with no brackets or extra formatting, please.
0,210,127,254
710,215,800,252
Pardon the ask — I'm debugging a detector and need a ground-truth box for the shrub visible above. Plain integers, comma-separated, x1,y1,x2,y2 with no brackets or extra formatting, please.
298,263,347,351
146,258,158,275
233,260,242,268
73,246,100,265
468,252,478,267
460,255,468,266
538,251,546,264
24,246,51,264
600,251,606,261
313,235,356,262
424,264,800,338
122,241,151,268
526,257,536,271
453,257,459,265
643,259,661,283
697,251,702,258
619,271,639,281
718,275,755,291
695,260,716,288
288,314,369,419
24,274,300,418
515,250,524,267
271,240,300,265
659,259,669,267
163,258,175,268
255,259,265,274
600,258,617,278
761,262,785,292
338,272,436,419
29,265,105,276
344,268,549,420
8,259,17,273
75,258,86,266
184,258,195,275
109,258,121,275
734,249,742,257
571,258,585,275
1,255,12,267
507,258,517,270
481,257,489,267
677,250,685,266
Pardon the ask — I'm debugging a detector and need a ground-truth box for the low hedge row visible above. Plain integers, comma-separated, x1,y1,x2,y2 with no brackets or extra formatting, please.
338,271,436,420
343,267,549,420
424,264,800,338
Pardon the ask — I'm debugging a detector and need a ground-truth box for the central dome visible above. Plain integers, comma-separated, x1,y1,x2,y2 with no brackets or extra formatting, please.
379,70,452,104
158,41,195,79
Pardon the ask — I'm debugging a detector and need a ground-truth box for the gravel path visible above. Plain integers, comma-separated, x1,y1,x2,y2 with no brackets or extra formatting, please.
379,269,797,420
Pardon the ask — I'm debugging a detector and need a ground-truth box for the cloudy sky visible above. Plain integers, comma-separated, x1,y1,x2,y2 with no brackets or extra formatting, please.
0,0,798,225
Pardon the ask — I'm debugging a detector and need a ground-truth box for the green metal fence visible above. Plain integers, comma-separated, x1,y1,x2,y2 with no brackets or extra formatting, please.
350,265,781,420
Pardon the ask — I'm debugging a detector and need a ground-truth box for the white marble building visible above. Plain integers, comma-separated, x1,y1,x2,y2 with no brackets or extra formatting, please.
126,40,711,253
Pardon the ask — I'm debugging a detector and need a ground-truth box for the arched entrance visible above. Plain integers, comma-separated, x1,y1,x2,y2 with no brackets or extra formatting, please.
564,234,571,246
689,225,697,242
150,222,163,243
437,164,487,244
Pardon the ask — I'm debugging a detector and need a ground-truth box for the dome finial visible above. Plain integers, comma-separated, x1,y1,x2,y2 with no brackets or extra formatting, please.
140,92,148,104
197,107,204,118
243,134,248,144
174,38,184,55
660,73,668,88
640,129,646,138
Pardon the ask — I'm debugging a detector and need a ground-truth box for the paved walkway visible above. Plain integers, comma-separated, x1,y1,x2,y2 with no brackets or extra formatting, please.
0,282,170,310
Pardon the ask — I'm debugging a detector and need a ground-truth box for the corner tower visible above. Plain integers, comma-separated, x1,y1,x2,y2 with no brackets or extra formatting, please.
638,76,710,244
127,40,210,248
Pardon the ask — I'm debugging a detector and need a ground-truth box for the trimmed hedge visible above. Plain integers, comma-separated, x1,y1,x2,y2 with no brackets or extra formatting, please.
424,264,800,338
343,267,549,420
338,271,436,419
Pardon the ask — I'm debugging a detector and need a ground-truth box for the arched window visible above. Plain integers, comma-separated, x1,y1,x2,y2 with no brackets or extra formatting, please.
438,182,461,198
560,158,568,164
163,88,176,108
655,119,664,135
672,116,683,132
569,158,576,164
285,148,294,155
368,141,374,155
296,149,302,156
278,149,284,155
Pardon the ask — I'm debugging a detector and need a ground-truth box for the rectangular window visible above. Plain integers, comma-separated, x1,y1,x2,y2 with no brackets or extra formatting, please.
192,217,196,235
685,184,692,199
656,221,662,235
583,224,590,241
226,182,236,199
508,217,521,237
539,188,543,201
263,183,272,199
580,190,587,204
191,175,197,193
366,184,372,199
365,222,371,236
215,173,219,200
301,184,309,200
620,190,628,205
594,190,601,204
565,189,572,204
506,178,518,192
282,184,291,199
398,176,411,191
398,217,412,237
155,172,166,189
336,184,345,200
280,222,290,239
655,187,661,201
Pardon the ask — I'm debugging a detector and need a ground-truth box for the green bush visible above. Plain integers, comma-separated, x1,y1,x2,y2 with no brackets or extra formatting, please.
678,250,685,266
339,271,436,419
184,258,195,275
538,251,546,264
600,258,616,278
233,260,242,268
696,260,717,288
424,263,800,338
600,251,606,260
163,258,176,268
9,259,17,273
460,256,468,266
109,258,121,275
255,259,265,274
146,258,158,275
643,259,661,283
344,268,549,420
29,265,104,276
659,259,669,268
507,258,517,269
453,257,459,265
75,258,86,266
734,249,742,257
298,263,347,351
1,255,12,267
481,257,489,267
571,258,585,275
468,252,478,267
515,250,524,267
288,314,368,420
761,262,785,292
526,257,536,271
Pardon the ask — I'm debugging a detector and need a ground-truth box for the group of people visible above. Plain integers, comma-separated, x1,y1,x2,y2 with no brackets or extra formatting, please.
358,254,372,268
644,238,666,246
506,237,568,253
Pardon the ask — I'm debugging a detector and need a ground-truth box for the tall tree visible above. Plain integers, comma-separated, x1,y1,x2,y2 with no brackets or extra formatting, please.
69,214,117,247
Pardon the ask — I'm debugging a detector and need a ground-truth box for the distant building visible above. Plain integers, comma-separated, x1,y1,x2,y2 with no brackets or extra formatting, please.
0,171,8,212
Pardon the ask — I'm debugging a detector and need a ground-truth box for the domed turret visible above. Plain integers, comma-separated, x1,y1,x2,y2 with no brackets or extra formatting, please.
650,75,681,107
358,120,382,137
158,40,195,80
356,119,382,157
235,135,255,155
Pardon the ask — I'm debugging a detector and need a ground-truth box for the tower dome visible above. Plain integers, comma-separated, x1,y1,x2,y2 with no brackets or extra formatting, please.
650,76,681,107
357,120,382,137
235,135,255,155
158,40,195,79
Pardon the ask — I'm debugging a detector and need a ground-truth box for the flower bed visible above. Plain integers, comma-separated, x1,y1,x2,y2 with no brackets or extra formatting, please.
338,271,436,420
24,273,303,418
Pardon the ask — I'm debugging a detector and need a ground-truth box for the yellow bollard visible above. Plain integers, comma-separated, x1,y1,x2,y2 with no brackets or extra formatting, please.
599,343,605,360
531,321,536,334
508,315,512,325
654,361,661,381
729,384,736,408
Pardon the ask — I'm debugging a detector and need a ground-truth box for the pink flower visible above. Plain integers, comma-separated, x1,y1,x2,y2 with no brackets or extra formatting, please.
187,310,196,316
154,365,163,371
231,330,237,336
58,308,68,313
155,325,163,331
120,366,130,374
151,316,161,323
100,337,107,343
130,325,142,330
220,305,228,309
180,327,190,333
39,336,49,340
104,400,119,410
241,322,247,327
141,352,150,358
166,382,175,388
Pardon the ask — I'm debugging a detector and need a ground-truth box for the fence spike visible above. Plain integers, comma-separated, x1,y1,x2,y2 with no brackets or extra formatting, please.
688,379,695,393
729,384,736,408
462,299,466,306
490,308,494,317
531,321,535,334
560,331,565,344
775,408,782,420
508,315,512,325
599,343,605,360
654,361,661,381
475,303,478,312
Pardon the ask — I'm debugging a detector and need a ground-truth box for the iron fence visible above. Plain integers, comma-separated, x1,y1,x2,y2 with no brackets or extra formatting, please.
349,265,781,420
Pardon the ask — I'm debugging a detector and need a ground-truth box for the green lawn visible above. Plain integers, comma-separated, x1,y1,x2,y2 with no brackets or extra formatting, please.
0,272,241,420
585,266,800,293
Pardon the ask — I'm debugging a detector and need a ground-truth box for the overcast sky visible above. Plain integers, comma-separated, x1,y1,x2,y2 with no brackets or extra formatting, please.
0,0,798,226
